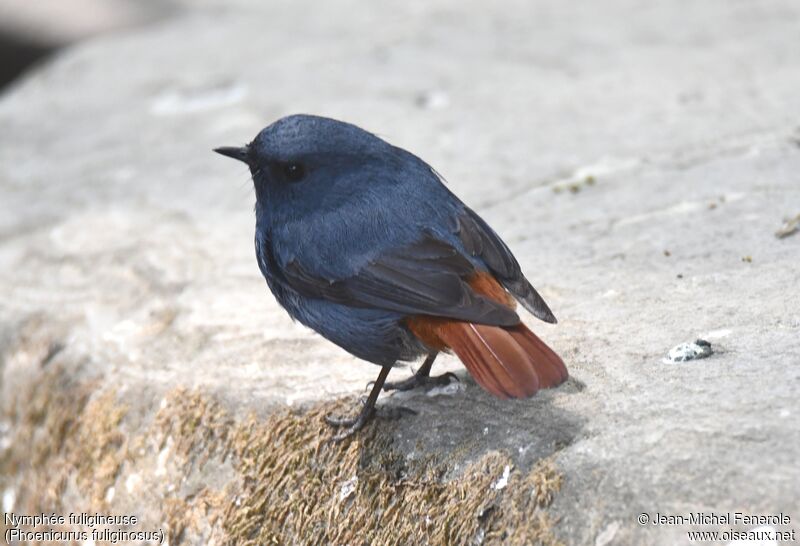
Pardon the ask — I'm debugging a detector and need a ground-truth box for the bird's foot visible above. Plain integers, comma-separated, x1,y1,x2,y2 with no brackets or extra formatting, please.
325,394,379,441
325,399,416,441
325,402,375,441
382,371,459,392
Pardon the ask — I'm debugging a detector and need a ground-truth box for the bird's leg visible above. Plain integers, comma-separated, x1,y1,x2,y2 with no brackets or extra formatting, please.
382,352,458,392
326,364,392,441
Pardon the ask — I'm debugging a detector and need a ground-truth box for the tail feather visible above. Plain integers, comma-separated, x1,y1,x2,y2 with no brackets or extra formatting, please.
438,322,539,398
439,324,509,397
506,324,568,388
436,321,566,399
405,270,568,400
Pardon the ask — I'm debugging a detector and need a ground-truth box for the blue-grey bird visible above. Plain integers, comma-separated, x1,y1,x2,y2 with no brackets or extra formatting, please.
215,114,567,440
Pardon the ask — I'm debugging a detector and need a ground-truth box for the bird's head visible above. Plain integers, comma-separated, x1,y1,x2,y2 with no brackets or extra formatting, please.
215,114,407,220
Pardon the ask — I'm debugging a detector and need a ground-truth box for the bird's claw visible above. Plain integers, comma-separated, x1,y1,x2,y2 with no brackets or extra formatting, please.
324,403,416,441
325,406,376,442
383,371,459,392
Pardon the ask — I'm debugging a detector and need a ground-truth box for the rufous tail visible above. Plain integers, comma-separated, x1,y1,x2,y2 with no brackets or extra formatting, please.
435,321,568,399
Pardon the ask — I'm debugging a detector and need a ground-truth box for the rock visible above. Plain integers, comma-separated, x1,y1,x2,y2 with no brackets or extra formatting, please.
0,0,170,90
775,213,800,239
0,0,167,46
664,339,713,363
1,1,799,544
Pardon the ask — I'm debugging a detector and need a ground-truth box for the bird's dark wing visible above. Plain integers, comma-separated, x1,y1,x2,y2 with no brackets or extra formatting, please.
282,233,520,327
456,207,557,323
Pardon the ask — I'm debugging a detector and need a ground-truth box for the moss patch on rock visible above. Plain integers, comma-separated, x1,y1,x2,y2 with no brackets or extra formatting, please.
0,316,130,516
1,365,131,534
157,389,565,545
1,317,564,546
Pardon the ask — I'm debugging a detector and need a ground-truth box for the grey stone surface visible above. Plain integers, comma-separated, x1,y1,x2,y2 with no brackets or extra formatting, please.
1,0,799,544
0,0,166,45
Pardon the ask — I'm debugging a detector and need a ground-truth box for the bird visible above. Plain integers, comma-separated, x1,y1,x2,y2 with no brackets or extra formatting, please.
215,114,568,440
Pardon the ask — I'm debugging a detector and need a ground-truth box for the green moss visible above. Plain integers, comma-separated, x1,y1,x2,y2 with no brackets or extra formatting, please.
552,174,597,196
157,389,564,545
2,347,564,546
1,366,128,511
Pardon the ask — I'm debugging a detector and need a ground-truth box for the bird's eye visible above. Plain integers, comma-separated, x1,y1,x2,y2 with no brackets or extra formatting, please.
282,162,305,182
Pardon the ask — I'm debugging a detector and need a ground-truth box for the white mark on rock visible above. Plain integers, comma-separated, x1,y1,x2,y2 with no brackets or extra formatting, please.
151,82,248,115
415,90,450,110
779,409,790,418
483,427,489,436
156,438,172,477
617,200,705,228
3,487,16,512
572,156,640,182
704,329,732,339
775,213,800,239
664,339,713,363
104,486,115,503
491,465,511,491
426,381,464,397
339,475,358,501
726,525,778,545
125,473,142,493
0,419,11,452
111,167,135,182
595,521,620,546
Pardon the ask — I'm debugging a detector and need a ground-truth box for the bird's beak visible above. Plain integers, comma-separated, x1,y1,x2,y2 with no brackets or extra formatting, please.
213,145,250,164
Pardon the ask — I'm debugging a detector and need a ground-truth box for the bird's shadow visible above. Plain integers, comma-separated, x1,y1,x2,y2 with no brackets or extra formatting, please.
359,370,586,472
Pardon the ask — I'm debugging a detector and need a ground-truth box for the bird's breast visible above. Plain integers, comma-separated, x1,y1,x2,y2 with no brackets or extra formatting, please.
254,229,303,315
